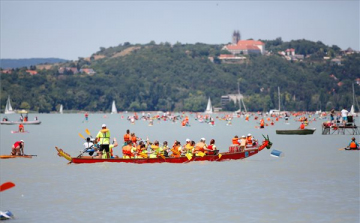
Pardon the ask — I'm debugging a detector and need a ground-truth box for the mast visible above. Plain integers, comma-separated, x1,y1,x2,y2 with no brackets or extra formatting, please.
238,82,241,112
278,87,281,112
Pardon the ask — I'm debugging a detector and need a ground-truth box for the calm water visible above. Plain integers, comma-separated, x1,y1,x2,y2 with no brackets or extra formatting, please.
0,113,359,223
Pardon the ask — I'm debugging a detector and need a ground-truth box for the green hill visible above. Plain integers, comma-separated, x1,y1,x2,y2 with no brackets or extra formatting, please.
1,40,359,113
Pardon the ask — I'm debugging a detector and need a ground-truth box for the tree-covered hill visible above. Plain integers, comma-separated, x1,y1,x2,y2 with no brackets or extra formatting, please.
1,40,359,113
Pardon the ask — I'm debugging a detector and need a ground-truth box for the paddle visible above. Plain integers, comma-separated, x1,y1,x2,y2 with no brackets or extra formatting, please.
338,147,346,151
0,182,15,192
85,129,91,136
78,133,85,139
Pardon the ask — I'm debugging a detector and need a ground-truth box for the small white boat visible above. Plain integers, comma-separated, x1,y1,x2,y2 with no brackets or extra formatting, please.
4,96,15,114
111,100,117,114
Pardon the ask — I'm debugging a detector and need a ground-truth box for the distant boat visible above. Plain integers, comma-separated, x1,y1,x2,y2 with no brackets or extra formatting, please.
204,97,213,114
111,100,117,114
59,104,63,114
276,128,316,135
5,95,15,114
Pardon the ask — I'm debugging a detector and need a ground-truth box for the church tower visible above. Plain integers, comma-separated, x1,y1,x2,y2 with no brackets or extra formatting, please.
232,30,241,45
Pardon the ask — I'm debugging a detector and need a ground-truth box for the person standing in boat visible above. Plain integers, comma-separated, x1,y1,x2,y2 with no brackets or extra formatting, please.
11,140,24,156
260,118,265,129
341,108,348,124
346,137,359,150
96,124,111,159
330,109,335,123
123,129,131,145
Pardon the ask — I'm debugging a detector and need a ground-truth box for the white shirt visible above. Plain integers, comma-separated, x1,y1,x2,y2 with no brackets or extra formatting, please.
83,142,94,149
341,109,348,117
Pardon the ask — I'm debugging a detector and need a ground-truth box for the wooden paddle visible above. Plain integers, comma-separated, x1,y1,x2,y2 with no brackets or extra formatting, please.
0,182,15,192
338,147,346,151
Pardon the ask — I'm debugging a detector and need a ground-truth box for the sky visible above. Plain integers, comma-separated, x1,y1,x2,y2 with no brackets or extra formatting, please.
1,0,359,60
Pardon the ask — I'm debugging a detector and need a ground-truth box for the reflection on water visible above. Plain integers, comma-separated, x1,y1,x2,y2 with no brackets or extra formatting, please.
0,113,359,223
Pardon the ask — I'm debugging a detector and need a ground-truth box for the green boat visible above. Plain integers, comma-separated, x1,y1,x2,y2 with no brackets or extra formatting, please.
276,128,316,135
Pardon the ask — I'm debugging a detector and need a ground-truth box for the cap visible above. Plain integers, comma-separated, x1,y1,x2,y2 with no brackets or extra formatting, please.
102,124,106,127
248,134,251,136
20,140,24,142
201,138,206,141
186,138,190,142
242,135,245,138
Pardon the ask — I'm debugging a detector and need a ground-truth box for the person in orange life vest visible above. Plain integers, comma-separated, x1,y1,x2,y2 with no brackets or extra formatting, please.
18,124,24,132
232,135,240,145
131,133,140,146
122,143,134,158
194,138,207,155
347,137,359,150
300,122,305,130
123,129,131,145
260,118,265,128
11,140,24,156
246,134,253,145
205,139,217,155
170,141,182,157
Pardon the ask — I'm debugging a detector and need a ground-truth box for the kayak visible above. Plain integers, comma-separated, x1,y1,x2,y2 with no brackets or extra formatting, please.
0,155,36,159
11,130,30,134
1,120,41,125
276,128,316,135
0,210,14,220
55,136,272,164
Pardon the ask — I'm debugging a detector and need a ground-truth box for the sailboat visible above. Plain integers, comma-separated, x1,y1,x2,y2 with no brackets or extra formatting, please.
5,96,15,114
59,105,63,114
235,81,247,115
204,98,213,114
111,100,117,114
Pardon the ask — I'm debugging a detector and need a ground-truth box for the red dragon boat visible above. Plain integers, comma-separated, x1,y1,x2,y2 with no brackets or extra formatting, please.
56,135,272,164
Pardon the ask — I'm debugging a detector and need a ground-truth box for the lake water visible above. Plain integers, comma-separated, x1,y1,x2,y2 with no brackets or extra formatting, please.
0,113,359,223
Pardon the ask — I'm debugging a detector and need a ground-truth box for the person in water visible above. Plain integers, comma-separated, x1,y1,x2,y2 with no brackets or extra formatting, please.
347,137,359,150
11,140,24,156
96,124,111,159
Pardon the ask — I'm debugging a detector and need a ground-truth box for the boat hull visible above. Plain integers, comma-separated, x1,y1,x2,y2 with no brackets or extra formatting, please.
1,121,41,125
56,138,272,164
276,128,316,135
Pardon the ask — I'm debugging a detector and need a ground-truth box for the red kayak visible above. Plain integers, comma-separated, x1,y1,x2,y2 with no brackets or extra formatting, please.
56,136,272,164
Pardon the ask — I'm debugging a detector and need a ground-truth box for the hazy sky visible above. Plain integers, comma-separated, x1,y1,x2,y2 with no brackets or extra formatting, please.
1,1,359,60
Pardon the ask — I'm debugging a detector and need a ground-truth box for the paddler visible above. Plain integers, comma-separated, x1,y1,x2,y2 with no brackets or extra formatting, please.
11,140,24,156
246,134,253,145
346,137,359,150
300,122,305,130
232,135,240,145
96,124,111,159
170,141,182,157
194,138,207,156
239,135,246,152
123,129,131,145
122,143,135,158
206,139,217,155
18,123,24,132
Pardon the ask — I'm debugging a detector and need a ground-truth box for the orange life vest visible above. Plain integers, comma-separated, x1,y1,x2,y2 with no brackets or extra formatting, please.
124,134,130,142
122,145,133,156
260,119,264,127
131,136,137,144
300,123,305,129
246,136,252,144
350,141,357,149
232,138,240,145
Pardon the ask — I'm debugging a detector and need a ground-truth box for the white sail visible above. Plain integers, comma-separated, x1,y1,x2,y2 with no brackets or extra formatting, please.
59,104,63,114
111,100,117,114
204,98,213,114
5,95,15,114
349,105,355,116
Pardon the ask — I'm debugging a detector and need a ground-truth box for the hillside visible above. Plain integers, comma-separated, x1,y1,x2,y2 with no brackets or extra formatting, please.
0,58,68,69
1,40,359,113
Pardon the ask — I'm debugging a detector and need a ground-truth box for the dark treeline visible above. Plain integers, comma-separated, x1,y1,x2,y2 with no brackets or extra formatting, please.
1,39,359,113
